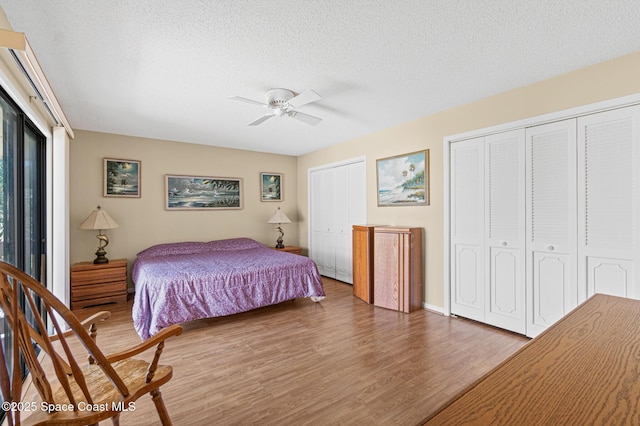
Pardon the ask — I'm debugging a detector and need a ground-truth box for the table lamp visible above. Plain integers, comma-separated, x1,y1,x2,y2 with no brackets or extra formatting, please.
267,207,291,248
79,206,119,264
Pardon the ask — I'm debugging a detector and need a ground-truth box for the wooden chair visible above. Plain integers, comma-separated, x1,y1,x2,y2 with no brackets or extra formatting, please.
0,261,182,425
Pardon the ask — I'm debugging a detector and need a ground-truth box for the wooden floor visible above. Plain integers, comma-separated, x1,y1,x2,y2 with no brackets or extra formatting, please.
66,278,527,425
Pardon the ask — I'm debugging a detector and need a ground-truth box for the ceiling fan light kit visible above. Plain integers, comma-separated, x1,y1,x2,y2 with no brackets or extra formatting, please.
230,88,323,126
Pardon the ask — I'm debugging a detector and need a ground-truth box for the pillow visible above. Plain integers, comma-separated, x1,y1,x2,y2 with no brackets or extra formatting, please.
206,237,265,251
136,238,266,258
136,241,210,259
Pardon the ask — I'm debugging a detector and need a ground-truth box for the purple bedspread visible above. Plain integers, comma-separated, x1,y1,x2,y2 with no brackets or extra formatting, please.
131,238,325,340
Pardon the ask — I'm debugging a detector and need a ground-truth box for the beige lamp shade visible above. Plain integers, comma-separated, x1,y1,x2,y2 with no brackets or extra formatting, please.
267,207,291,249
267,207,291,225
79,206,119,264
79,206,119,230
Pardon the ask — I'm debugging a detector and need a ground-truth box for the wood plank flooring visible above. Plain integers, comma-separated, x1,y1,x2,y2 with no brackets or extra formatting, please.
65,278,527,425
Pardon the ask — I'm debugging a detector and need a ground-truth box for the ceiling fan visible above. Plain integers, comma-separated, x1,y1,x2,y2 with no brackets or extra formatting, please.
230,88,322,126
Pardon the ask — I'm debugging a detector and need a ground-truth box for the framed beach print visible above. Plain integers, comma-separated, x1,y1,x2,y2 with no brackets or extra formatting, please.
165,175,243,210
260,172,283,202
103,158,141,198
376,150,429,206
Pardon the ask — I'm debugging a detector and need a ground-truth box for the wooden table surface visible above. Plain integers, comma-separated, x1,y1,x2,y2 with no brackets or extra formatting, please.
423,294,640,425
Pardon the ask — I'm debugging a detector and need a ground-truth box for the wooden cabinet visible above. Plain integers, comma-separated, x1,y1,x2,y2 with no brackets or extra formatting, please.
352,225,377,303
275,246,303,255
373,226,422,313
425,294,640,424
70,259,128,309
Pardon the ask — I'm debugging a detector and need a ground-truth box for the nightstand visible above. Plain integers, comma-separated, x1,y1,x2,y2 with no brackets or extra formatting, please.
70,259,128,309
275,246,303,256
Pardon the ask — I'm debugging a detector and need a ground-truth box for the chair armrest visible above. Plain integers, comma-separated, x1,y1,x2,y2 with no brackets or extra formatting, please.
33,311,112,373
80,311,112,327
50,311,112,341
106,324,183,363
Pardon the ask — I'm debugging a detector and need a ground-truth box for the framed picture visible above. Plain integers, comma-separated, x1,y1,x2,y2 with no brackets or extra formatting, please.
165,175,243,210
260,172,283,202
103,158,141,198
376,150,429,206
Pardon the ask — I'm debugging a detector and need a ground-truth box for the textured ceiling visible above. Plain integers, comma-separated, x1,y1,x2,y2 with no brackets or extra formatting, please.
1,1,640,156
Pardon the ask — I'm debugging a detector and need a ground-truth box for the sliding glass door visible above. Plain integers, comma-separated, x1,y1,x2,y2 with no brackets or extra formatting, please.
23,122,46,278
0,88,46,274
0,86,47,416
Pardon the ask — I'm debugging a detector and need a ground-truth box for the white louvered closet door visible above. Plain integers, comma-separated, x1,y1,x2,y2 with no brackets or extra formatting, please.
334,165,352,283
525,119,578,338
310,168,335,277
336,161,367,284
450,137,485,322
310,160,366,283
484,130,526,334
578,105,640,299
333,165,353,284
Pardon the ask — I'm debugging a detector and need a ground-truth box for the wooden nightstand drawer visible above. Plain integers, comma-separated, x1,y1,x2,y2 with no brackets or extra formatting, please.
71,268,126,285
275,246,303,255
71,259,128,309
72,280,127,299
72,281,127,308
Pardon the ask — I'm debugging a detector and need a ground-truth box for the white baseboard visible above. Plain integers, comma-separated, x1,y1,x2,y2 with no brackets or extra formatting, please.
422,302,446,315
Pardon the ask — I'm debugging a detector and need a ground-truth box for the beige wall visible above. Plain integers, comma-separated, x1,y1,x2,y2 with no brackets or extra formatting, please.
69,131,298,281
69,51,640,304
297,51,640,310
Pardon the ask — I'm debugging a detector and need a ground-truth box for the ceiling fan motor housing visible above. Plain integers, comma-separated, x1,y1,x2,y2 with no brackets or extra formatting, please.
266,88,295,111
230,88,322,125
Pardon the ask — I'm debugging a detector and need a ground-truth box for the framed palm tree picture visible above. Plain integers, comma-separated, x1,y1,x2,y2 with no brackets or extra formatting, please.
376,150,429,206
260,172,283,201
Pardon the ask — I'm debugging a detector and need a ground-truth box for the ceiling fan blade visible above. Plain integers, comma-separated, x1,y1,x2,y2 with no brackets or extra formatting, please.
230,96,267,107
287,89,321,108
248,114,274,126
290,111,322,126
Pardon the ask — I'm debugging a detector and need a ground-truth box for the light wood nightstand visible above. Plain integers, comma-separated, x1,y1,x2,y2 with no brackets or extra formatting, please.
275,246,303,256
70,259,128,309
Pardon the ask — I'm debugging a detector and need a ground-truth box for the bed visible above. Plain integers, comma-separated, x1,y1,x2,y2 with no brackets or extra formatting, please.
131,237,325,339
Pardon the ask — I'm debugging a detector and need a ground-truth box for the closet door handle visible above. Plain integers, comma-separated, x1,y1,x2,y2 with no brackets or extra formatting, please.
548,245,555,251
501,241,508,247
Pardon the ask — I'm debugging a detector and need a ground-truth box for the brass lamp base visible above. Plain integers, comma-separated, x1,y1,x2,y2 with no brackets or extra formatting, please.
93,232,110,264
275,226,285,249
93,247,109,264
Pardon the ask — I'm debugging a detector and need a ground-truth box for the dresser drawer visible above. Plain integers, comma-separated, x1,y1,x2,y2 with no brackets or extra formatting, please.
70,259,128,309
71,268,126,285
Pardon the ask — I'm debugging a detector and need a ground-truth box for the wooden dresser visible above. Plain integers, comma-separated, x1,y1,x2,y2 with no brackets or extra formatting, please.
352,225,377,303
424,294,640,425
70,259,128,309
373,226,422,313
